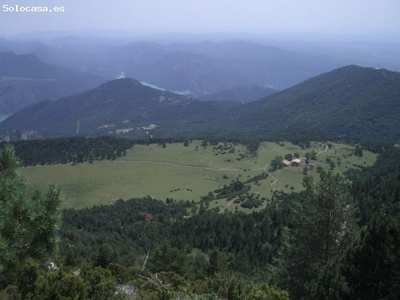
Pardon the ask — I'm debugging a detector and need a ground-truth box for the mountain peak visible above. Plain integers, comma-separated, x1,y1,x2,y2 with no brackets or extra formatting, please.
329,64,399,78
0,76,193,137
2,65,399,141
101,77,143,88
237,65,400,141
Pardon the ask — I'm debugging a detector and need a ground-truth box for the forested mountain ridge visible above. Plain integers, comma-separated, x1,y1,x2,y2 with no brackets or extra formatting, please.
0,78,239,137
1,65,400,142
0,51,105,114
196,84,278,102
233,65,400,141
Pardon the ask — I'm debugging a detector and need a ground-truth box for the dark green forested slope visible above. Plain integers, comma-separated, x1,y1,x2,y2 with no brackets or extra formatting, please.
197,84,278,102
0,78,238,137
234,65,400,141
0,142,399,299
57,146,400,299
1,65,400,142
10,136,135,166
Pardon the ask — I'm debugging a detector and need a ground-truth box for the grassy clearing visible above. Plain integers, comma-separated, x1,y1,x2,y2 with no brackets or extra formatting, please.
20,161,236,209
19,141,378,210
119,141,254,169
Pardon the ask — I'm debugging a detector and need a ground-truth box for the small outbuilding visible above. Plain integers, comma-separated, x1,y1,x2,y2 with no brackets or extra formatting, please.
291,159,302,166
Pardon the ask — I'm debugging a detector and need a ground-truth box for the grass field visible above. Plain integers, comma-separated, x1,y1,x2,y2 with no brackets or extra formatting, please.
19,140,378,211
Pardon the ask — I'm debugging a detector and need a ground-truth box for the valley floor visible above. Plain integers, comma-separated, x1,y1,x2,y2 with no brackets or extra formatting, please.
19,140,377,210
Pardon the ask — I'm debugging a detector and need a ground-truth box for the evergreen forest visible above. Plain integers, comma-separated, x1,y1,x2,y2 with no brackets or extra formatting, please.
0,135,399,299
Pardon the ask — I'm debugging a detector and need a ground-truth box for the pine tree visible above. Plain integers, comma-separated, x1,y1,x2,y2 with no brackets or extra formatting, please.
0,144,61,287
311,205,400,299
282,171,357,299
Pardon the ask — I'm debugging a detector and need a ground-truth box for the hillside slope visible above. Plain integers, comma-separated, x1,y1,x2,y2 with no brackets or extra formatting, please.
197,84,277,102
1,65,400,141
0,40,247,95
0,78,238,137
234,65,400,141
0,52,105,113
168,40,345,89
0,38,349,94
106,42,247,94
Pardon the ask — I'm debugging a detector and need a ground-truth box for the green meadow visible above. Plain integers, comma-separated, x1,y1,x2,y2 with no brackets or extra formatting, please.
19,140,377,210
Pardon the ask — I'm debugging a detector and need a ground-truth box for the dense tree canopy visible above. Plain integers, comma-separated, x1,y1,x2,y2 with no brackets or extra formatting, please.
0,138,399,299
0,145,61,289
311,205,400,299
281,172,357,299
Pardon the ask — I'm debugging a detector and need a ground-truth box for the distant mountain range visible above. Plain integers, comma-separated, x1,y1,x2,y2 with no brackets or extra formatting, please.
0,38,368,95
1,65,399,142
167,41,345,89
0,51,104,114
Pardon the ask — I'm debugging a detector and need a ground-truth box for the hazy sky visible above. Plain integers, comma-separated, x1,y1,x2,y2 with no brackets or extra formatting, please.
1,0,400,37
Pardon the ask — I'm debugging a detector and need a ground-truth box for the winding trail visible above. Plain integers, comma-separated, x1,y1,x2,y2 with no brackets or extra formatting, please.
268,172,278,186
106,159,242,171
263,164,278,186
23,158,263,172
219,199,235,214
316,144,329,157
